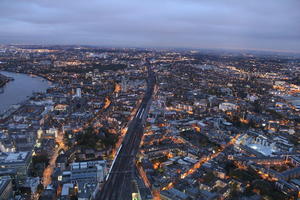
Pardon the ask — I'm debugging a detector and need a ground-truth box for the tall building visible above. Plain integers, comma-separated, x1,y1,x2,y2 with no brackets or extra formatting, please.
121,77,128,92
76,88,82,98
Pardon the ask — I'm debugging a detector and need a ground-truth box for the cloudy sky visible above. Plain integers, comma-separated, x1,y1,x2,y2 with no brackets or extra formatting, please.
0,0,299,52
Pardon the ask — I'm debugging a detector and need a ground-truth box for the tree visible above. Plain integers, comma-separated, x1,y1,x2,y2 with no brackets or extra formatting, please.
75,126,99,149
253,100,262,113
37,183,44,194
229,182,240,199
202,171,215,183
32,153,49,166
75,126,118,149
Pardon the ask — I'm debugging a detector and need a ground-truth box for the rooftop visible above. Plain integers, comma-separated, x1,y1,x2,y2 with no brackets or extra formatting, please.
0,151,30,164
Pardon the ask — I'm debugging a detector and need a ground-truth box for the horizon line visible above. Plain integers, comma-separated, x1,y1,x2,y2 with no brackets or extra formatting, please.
1,43,300,55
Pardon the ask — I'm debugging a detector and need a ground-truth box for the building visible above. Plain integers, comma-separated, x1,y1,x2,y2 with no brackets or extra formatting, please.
39,187,56,200
0,152,31,184
0,176,13,200
280,167,300,180
160,188,189,200
76,88,82,98
77,181,98,200
289,156,300,167
59,160,107,199
60,183,75,200
70,160,107,183
219,102,238,112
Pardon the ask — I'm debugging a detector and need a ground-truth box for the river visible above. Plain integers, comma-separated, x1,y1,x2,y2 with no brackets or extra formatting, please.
0,71,51,114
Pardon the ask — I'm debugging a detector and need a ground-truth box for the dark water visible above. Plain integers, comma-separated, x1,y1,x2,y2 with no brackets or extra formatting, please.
0,71,51,113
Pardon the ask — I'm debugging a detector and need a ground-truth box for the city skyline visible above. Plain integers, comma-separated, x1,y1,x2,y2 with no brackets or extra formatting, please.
0,0,300,52
0,44,299,199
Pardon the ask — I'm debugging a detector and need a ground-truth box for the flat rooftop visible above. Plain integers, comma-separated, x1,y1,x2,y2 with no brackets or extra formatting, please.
0,151,30,164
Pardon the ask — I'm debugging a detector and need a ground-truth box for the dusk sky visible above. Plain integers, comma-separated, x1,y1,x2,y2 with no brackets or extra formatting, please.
0,0,299,52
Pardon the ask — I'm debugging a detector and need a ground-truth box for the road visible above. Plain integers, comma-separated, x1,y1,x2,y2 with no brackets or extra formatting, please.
96,67,156,200
42,129,67,188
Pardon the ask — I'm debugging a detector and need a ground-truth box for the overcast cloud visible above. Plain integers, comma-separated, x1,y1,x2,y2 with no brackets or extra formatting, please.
0,0,299,52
